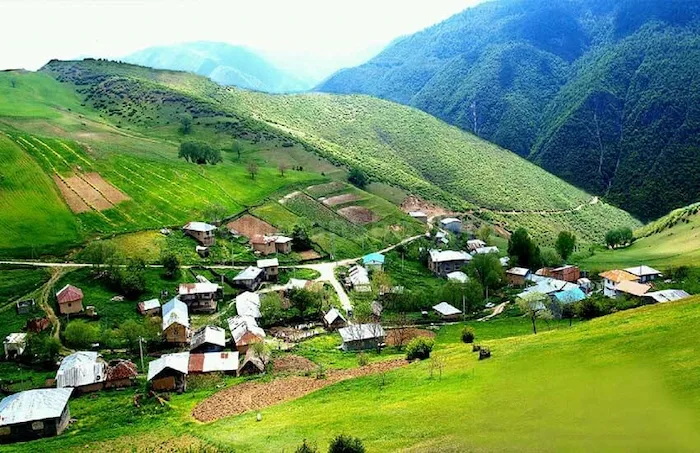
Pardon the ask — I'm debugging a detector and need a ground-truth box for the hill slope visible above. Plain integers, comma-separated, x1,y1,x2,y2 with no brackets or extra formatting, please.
124,41,311,92
38,59,639,245
317,0,700,220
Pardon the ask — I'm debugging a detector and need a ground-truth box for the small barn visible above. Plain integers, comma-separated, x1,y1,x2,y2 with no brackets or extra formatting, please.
55,284,83,315
189,351,239,375
433,302,462,320
190,325,227,353
227,315,266,353
15,299,35,315
232,266,264,291
3,333,27,360
323,308,347,330
339,324,386,351
235,292,261,318
56,351,107,394
624,265,663,283
257,258,280,281
162,298,190,344
347,265,372,292
0,388,73,443
428,250,472,276
466,239,487,252
147,352,189,393
506,267,531,286
183,221,216,246
137,298,161,316
273,236,293,254
472,246,499,255
251,235,276,255
645,289,691,304
408,211,428,223
104,360,138,389
362,252,385,271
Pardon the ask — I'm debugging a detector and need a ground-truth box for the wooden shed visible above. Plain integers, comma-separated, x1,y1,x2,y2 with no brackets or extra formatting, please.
55,284,83,315
147,352,189,393
0,388,73,444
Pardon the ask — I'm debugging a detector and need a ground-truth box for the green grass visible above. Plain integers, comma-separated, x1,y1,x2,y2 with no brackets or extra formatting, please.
577,210,700,272
0,265,50,339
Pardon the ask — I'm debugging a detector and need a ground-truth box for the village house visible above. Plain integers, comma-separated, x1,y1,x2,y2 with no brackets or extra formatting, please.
162,298,190,344
409,211,428,223
232,266,265,291
287,278,313,292
0,388,73,443
147,352,189,393
428,250,472,277
599,270,640,298
188,351,239,375
537,265,581,283
518,275,580,300
339,323,386,351
190,325,227,353
472,246,499,255
239,348,268,376
137,298,161,316
236,292,261,318
227,315,266,353
178,277,221,313
183,221,216,246
55,284,83,315
257,258,280,281
440,217,462,234
323,308,347,330
624,265,663,283
104,360,138,389
447,271,468,283
434,229,449,245
552,287,587,306
645,289,691,304
578,277,593,294
362,252,386,271
4,333,27,360
615,280,651,299
273,235,293,254
251,235,293,255
506,267,531,286
433,302,462,320
56,351,107,394
15,299,35,315
347,265,372,292
466,239,486,252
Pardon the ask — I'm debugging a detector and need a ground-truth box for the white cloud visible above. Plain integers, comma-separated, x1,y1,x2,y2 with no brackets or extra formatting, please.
1,0,482,75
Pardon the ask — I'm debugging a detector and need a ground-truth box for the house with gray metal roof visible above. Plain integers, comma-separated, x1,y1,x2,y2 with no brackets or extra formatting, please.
339,323,385,351
183,221,216,246
162,298,190,344
148,352,190,393
0,388,73,443
56,351,106,393
232,266,264,291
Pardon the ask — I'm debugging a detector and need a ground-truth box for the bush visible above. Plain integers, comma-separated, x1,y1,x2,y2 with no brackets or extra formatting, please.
405,337,434,360
348,167,369,189
24,334,61,364
357,352,368,367
328,434,365,453
461,326,475,343
295,439,319,453
64,320,100,348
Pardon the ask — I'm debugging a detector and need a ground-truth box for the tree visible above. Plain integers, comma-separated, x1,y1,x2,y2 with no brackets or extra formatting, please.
476,224,492,243
291,225,312,251
118,319,146,352
467,253,504,302
540,248,562,267
25,334,60,364
555,231,576,261
203,203,228,224
390,312,411,350
64,320,100,348
278,163,289,177
605,227,634,249
81,241,118,274
160,250,180,279
348,167,369,189
113,258,147,299
250,341,271,370
10,77,17,88
328,434,365,453
247,161,259,179
516,292,551,334
178,141,222,165
289,288,323,317
231,140,243,160
561,302,576,327
295,439,319,453
179,115,192,134
508,228,541,269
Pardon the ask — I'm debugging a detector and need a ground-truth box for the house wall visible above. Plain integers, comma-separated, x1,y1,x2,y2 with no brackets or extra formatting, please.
341,338,382,351
430,260,467,277
276,242,292,254
104,378,134,389
73,382,105,395
0,406,69,444
163,324,189,344
58,300,83,315
507,274,527,286
253,242,276,255
263,266,279,280
186,230,216,246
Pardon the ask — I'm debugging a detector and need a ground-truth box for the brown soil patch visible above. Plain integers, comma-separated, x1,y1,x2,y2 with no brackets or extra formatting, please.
401,195,454,221
299,250,322,261
83,172,130,204
337,206,379,224
273,354,317,374
53,175,90,213
192,359,408,422
227,214,277,240
79,433,213,453
322,193,361,207
386,328,436,347
65,175,113,210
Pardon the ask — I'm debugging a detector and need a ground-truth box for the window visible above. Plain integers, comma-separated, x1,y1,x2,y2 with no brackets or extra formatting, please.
32,421,44,431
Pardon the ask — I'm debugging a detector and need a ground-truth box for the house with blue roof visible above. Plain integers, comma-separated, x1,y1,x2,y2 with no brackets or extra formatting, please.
362,252,385,271
553,287,586,305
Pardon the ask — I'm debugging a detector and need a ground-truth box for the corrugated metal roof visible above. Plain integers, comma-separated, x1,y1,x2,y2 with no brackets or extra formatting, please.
447,271,468,283
189,352,239,373
227,316,266,344
616,280,651,297
257,258,279,268
429,250,472,263
624,265,662,277
324,308,346,325
507,267,530,277
348,265,370,286
140,299,161,311
553,287,586,304
162,298,189,330
4,332,27,345
183,221,216,232
362,252,385,265
191,325,227,350
433,302,462,316
233,266,263,281
56,284,83,304
646,289,691,303
599,270,638,283
473,246,499,255
409,211,427,218
147,352,190,381
339,323,385,342
56,351,106,388
441,218,461,224
236,292,261,318
0,388,73,426
179,282,219,295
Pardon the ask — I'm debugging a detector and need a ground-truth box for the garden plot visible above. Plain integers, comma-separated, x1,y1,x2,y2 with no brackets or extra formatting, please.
337,206,379,224
226,214,277,240
306,181,346,198
53,175,90,213
322,193,362,207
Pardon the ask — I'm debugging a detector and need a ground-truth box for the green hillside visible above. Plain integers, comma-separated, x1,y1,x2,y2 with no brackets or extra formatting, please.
7,296,700,452
578,202,700,271
317,0,700,220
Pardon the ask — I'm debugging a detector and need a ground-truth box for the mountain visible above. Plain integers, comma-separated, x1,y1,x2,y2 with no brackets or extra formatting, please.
123,41,312,92
317,0,700,220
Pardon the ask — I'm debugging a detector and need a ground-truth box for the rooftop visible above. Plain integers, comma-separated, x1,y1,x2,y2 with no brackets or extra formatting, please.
257,258,280,268
236,291,261,318
446,271,468,283
646,289,691,303
191,325,227,350
56,351,106,388
140,298,161,311
362,252,385,265
324,308,347,325
429,249,472,263
179,281,219,295
56,284,83,304
0,388,73,426
507,267,530,276
616,280,651,297
183,221,216,232
227,315,266,344
147,352,190,381
624,265,663,277
233,266,263,281
162,298,189,330
189,351,239,373
339,323,386,342
433,302,462,316
599,269,639,283
441,217,461,224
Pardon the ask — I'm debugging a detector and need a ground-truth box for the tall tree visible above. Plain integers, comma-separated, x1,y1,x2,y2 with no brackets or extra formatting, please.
466,253,504,302
476,224,492,243
348,167,369,188
508,228,541,269
247,161,259,179
555,231,576,261
179,115,192,135
516,292,551,334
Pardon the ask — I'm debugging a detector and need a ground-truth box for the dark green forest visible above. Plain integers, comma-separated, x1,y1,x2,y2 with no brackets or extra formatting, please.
317,0,700,220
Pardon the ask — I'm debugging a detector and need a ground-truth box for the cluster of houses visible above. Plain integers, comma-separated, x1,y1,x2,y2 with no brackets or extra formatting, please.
599,266,690,303
183,220,295,259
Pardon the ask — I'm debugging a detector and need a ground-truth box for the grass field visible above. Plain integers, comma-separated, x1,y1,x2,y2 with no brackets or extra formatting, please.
578,209,700,272
5,297,700,452
0,265,50,339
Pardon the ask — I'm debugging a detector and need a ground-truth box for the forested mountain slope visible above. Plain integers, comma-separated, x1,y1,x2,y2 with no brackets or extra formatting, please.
317,0,700,220
124,41,311,92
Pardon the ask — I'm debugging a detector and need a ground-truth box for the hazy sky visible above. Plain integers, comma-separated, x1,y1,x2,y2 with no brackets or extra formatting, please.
1,0,482,78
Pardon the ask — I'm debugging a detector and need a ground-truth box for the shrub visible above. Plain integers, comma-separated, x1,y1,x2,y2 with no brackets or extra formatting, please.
328,434,365,453
64,320,100,348
295,439,319,453
461,326,475,343
348,167,369,189
357,352,368,367
406,337,434,360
